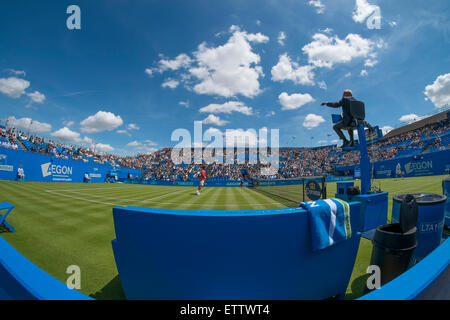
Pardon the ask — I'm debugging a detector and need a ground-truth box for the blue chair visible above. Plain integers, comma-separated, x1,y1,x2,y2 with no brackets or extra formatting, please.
0,202,16,233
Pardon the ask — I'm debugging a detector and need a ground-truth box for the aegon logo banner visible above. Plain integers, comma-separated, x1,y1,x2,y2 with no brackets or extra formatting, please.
404,161,433,175
41,162,73,181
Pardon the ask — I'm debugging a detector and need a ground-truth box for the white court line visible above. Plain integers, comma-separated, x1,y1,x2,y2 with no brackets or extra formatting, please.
45,184,179,193
55,187,191,203
46,186,123,192
45,189,119,206
143,188,191,201
45,189,284,207
137,200,283,207
67,187,284,205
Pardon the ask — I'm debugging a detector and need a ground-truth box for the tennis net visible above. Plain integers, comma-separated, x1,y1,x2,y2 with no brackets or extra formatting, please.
250,176,327,206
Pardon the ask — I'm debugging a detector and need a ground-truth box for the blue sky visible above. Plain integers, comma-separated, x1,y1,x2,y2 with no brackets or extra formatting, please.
0,0,449,155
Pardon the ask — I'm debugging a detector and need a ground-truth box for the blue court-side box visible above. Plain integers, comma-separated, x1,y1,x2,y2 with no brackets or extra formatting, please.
335,181,355,202
351,193,388,232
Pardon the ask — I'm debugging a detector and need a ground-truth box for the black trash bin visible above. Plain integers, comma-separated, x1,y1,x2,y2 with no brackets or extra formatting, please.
369,194,418,289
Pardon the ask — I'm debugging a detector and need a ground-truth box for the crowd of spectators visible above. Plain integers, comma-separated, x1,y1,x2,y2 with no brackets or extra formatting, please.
1,117,448,181
0,126,19,150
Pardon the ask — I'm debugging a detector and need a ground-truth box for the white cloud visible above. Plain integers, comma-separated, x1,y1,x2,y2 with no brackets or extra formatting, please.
145,68,153,76
150,26,269,98
162,79,179,89
271,53,315,85
0,77,30,98
5,69,26,77
199,101,253,115
424,73,450,108
309,0,325,14
303,113,325,129
319,27,333,34
127,141,141,147
179,101,189,108
244,32,270,43
51,127,83,143
360,69,368,77
225,128,261,147
345,72,352,77
318,81,327,90
94,143,114,153
277,32,286,46
256,20,261,26
381,126,393,135
80,111,123,133
266,111,276,117
145,139,158,146
202,114,229,126
127,139,158,153
63,120,74,127
279,92,315,110
127,123,140,131
202,127,269,148
6,116,51,133
204,127,222,136
146,53,192,78
157,54,192,73
117,129,130,136
352,0,380,24
189,25,268,98
83,137,95,145
389,21,398,27
51,127,98,147
364,58,378,67
27,91,46,103
399,114,425,124
302,33,376,68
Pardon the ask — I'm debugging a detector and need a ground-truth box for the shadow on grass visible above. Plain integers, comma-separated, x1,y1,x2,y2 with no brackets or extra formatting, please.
345,273,371,300
0,224,12,234
90,275,126,300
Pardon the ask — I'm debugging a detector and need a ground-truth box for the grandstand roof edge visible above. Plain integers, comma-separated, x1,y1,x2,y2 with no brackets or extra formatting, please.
381,109,449,141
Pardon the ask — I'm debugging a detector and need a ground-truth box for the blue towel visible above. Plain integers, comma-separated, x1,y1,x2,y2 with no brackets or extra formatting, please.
300,198,352,251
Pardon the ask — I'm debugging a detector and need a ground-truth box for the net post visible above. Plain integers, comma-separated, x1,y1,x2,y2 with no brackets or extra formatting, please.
302,177,305,202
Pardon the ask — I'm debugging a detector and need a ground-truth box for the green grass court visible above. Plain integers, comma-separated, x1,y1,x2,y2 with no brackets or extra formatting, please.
0,175,448,300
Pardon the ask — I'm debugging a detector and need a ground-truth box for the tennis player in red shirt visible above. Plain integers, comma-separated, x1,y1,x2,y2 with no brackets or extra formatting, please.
196,166,206,195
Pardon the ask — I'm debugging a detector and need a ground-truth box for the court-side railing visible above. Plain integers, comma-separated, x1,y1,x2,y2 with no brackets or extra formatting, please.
0,236,93,300
359,238,450,300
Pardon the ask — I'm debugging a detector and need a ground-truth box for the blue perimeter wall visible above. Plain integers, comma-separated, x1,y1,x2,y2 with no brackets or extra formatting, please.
1,147,449,185
372,149,450,179
336,150,450,179
0,148,141,183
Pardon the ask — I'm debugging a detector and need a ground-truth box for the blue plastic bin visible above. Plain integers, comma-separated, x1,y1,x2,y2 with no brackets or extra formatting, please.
443,178,450,228
392,193,447,264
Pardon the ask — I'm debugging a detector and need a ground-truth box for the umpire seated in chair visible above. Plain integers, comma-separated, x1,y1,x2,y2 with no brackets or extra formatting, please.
321,89,367,148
